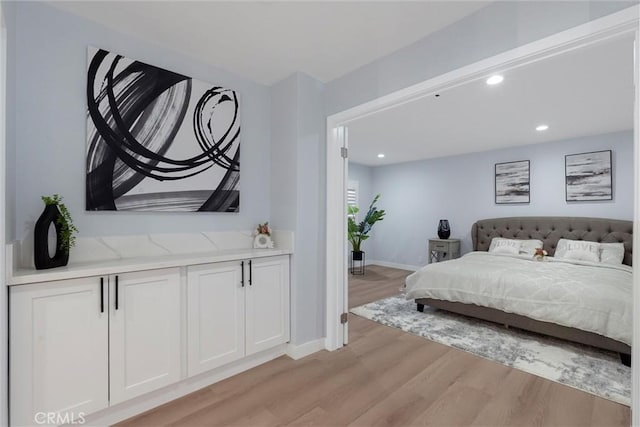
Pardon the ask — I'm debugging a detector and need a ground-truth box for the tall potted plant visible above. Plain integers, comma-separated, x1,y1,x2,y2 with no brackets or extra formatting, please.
348,194,386,261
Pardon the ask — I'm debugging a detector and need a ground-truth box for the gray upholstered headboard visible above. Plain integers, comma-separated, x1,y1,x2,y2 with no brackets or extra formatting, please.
472,217,633,266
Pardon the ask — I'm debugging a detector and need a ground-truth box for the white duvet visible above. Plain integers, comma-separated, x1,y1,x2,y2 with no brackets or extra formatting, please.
405,252,633,345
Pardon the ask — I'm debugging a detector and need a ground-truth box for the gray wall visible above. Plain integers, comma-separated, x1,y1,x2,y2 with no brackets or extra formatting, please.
347,162,376,258
2,2,15,425
270,76,298,233
327,1,637,116
295,73,326,343
270,72,326,344
348,163,375,215
366,131,633,268
6,1,636,352
5,0,15,242
10,2,272,241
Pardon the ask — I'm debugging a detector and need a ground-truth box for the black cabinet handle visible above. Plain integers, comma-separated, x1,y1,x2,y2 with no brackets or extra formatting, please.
100,277,104,313
248,260,252,286
115,275,119,310
241,261,245,287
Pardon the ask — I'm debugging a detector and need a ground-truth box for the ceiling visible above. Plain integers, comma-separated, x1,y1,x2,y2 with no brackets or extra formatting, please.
347,35,635,166
49,1,490,85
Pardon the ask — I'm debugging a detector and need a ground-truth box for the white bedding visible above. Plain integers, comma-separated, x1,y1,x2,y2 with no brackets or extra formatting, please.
405,252,633,345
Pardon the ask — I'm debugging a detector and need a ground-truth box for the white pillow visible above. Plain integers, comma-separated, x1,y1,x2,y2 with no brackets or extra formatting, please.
489,238,521,255
519,239,544,256
600,243,625,265
554,239,568,258
555,239,600,263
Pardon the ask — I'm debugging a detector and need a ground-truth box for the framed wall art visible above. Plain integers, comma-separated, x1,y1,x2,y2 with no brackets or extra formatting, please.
495,160,530,204
86,47,240,212
565,150,612,202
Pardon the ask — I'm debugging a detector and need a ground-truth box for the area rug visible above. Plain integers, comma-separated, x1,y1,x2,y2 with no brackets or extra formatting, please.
350,295,631,406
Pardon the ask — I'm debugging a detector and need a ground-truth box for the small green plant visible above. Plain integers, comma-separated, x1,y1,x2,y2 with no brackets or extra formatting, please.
41,194,78,255
347,194,386,252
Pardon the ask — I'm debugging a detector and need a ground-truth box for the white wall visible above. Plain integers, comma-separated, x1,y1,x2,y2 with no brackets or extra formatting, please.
10,2,272,241
366,131,633,268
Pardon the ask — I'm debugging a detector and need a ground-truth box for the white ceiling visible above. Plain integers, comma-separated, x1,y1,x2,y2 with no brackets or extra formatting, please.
347,35,635,166
49,1,490,85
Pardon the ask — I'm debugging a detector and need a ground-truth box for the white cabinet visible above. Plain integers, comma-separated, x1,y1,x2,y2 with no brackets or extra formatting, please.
10,267,181,425
187,261,245,376
109,268,181,404
187,255,290,376
10,277,109,427
246,256,290,355
10,253,290,426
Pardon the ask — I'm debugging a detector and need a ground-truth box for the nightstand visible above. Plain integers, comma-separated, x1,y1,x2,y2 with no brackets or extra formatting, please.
428,238,461,263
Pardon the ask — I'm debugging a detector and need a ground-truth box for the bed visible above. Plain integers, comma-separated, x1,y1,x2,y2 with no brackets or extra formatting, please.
405,216,633,365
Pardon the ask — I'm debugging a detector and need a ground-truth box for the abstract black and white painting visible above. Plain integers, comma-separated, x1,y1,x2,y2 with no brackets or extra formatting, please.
495,160,530,204
565,150,612,202
86,47,240,212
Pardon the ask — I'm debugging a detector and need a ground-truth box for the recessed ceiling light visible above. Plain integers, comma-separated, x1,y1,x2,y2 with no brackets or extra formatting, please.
377,153,385,158
536,124,549,131
486,75,504,85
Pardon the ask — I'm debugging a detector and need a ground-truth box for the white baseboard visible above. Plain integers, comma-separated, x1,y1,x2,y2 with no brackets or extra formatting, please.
286,338,326,360
366,259,421,272
84,344,287,426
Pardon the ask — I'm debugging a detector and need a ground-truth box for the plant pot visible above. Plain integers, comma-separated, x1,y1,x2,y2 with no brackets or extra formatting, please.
350,250,365,275
34,204,70,270
437,219,451,239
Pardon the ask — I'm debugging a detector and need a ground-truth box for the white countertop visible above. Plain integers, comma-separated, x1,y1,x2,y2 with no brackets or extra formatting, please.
10,248,292,286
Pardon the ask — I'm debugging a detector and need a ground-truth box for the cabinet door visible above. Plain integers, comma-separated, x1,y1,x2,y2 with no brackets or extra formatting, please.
10,277,108,426
109,268,181,404
246,256,290,355
187,262,245,376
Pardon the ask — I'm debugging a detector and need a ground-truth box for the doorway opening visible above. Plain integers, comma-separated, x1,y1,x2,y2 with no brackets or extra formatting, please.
325,6,639,422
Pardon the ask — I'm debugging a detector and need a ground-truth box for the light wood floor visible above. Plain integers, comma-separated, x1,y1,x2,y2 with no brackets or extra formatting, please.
119,265,630,426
